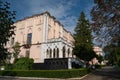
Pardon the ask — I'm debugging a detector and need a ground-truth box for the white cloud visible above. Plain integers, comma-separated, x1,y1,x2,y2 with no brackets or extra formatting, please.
28,0,74,18
60,16,77,33
26,0,77,33
17,0,93,34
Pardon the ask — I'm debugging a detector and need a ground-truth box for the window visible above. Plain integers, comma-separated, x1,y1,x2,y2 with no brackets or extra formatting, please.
57,48,59,58
27,33,32,44
63,46,66,58
11,37,14,45
26,50,30,57
46,49,49,58
53,48,55,58
50,49,52,58
68,48,70,57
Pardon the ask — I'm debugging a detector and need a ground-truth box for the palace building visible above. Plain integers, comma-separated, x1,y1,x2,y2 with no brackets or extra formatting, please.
7,12,75,69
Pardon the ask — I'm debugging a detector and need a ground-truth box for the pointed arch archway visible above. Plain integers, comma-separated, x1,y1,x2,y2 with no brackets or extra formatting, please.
53,48,55,58
63,46,66,58
46,49,49,58
57,48,59,58
68,48,70,58
50,48,52,58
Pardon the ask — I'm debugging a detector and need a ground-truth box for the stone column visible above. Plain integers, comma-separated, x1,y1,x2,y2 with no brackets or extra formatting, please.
68,58,72,69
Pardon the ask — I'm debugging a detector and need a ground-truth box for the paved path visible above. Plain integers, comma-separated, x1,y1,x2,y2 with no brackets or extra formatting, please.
81,66,120,80
0,66,120,80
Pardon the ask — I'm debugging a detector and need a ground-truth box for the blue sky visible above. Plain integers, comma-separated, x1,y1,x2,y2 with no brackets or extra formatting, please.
6,0,94,33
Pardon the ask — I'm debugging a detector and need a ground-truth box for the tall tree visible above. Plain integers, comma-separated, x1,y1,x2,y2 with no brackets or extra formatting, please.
0,1,15,64
91,0,120,66
73,11,96,62
91,0,120,46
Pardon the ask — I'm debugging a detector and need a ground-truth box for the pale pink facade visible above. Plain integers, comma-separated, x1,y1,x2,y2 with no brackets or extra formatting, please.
7,12,74,63
93,46,103,56
90,46,103,65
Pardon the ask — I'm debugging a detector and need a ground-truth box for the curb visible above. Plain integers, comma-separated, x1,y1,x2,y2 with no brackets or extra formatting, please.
0,76,53,80
68,73,90,80
0,74,90,80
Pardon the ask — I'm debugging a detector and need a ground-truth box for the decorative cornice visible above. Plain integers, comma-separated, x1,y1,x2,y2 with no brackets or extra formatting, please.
15,11,73,37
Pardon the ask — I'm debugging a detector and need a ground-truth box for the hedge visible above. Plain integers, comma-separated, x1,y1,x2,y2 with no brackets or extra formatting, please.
0,68,90,78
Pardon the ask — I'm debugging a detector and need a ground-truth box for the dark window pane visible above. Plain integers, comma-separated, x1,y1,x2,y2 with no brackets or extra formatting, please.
27,33,32,44
11,37,14,45
50,49,52,58
53,49,55,58
26,50,30,57
63,46,65,58
57,48,59,58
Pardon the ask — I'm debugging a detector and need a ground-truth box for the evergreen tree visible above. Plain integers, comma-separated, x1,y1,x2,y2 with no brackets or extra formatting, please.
0,1,16,64
73,11,96,62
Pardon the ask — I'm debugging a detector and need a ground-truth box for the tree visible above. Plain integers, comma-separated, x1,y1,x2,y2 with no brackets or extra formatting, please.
104,44,120,65
91,0,120,67
96,55,104,64
12,42,21,62
91,0,120,46
0,1,16,64
73,11,97,62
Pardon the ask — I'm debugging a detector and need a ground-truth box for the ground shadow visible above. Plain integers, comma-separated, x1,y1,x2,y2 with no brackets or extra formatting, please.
92,66,120,80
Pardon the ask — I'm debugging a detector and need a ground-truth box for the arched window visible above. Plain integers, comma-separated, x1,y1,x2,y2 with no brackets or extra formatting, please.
63,46,66,58
68,48,70,57
46,49,49,58
57,48,59,58
50,48,52,58
53,48,55,58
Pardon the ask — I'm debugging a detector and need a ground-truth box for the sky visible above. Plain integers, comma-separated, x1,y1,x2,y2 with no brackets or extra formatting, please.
5,0,94,33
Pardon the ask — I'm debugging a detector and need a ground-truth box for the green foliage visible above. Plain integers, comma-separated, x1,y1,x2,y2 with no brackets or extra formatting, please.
104,44,120,65
12,42,21,62
0,0,16,64
118,60,120,67
5,64,13,70
0,68,90,78
13,57,34,70
94,64,102,69
92,0,120,66
96,55,104,64
73,11,97,61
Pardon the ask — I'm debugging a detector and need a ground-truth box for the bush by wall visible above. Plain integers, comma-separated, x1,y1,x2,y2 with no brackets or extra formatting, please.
5,64,13,70
13,57,34,70
0,68,90,78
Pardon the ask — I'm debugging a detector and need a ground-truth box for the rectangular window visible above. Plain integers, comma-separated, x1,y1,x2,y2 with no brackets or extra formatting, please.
27,33,32,44
11,37,14,45
26,50,30,57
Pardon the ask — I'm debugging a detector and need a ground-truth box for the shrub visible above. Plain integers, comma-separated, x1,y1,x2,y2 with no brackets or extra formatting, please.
118,59,120,67
13,57,34,70
5,64,13,70
94,65,102,69
0,70,16,76
0,68,90,78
